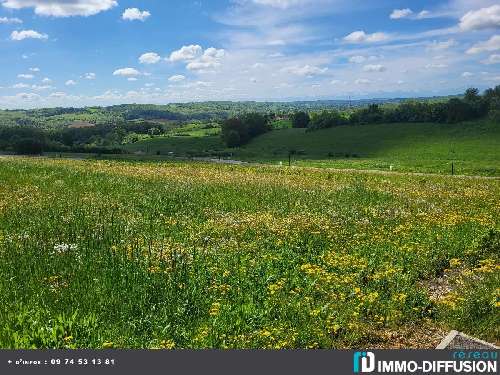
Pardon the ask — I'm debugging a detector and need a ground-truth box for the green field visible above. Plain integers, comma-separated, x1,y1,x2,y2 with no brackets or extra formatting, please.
0,157,498,349
123,120,500,176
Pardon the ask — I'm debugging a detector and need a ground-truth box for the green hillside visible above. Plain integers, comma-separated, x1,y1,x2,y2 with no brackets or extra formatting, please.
122,120,500,176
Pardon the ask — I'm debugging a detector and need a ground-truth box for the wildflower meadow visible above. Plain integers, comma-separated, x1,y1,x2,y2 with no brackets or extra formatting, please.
0,158,498,349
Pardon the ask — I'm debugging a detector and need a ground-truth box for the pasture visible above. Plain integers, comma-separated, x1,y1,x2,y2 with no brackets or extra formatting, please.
123,120,500,176
0,157,498,348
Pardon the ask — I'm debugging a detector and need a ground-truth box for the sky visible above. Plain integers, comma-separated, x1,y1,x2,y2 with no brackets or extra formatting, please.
0,0,499,108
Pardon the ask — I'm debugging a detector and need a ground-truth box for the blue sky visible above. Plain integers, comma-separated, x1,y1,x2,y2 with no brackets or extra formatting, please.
0,0,499,108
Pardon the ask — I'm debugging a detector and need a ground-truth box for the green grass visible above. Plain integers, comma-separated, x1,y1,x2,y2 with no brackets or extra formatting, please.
0,157,498,348
122,120,500,176
123,135,225,156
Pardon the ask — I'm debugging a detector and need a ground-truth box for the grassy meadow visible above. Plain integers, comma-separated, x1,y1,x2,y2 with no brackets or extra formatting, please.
0,157,498,349
122,120,500,176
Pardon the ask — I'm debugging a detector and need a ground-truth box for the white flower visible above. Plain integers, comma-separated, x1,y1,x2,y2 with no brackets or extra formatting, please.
53,243,78,254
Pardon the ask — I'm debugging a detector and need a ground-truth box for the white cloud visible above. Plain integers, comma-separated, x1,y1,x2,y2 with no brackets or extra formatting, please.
461,72,473,77
65,80,77,86
344,30,389,43
349,55,366,64
417,10,430,19
459,5,500,31
363,64,386,72
12,83,30,88
127,77,138,81
17,73,34,79
251,0,309,9
139,52,161,64
281,64,328,76
355,78,371,85
2,0,117,17
122,8,151,21
186,47,225,71
467,35,500,54
83,72,96,80
427,39,457,51
41,77,51,83
49,92,67,98
31,84,53,91
390,8,413,19
29,67,40,72
168,74,186,82
10,29,48,41
168,45,203,62
113,68,141,77
425,63,448,69
482,54,500,64
0,16,22,23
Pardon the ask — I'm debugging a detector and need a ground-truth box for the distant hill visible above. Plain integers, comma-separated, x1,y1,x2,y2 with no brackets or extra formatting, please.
0,96,456,128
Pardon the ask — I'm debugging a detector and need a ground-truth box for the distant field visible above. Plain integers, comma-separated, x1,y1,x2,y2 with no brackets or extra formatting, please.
0,158,498,348
123,120,500,176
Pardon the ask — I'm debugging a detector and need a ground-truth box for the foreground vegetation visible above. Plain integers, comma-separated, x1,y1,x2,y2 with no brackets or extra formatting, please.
0,158,498,348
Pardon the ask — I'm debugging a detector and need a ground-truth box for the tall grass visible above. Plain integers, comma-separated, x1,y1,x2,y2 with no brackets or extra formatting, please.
0,158,498,348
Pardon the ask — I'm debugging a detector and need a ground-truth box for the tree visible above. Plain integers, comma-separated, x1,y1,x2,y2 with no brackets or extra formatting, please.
14,138,44,155
220,113,270,147
291,111,310,128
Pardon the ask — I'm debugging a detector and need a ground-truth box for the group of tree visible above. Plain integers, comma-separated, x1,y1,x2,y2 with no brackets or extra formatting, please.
221,113,270,147
291,86,500,131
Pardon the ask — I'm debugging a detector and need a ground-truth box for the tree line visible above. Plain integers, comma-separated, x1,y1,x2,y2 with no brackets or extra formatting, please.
290,86,500,131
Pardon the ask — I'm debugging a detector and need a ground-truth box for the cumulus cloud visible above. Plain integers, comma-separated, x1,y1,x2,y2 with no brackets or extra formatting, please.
0,16,22,23
122,8,151,21
459,5,500,31
467,35,500,54
168,45,203,62
41,77,51,83
139,52,161,64
10,29,48,41
29,67,40,72
186,47,225,71
390,8,413,19
83,72,96,79
363,64,386,72
113,68,141,77
65,80,77,86
281,64,328,76
2,0,117,17
344,30,389,43
482,54,500,64
168,75,186,82
17,73,34,79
